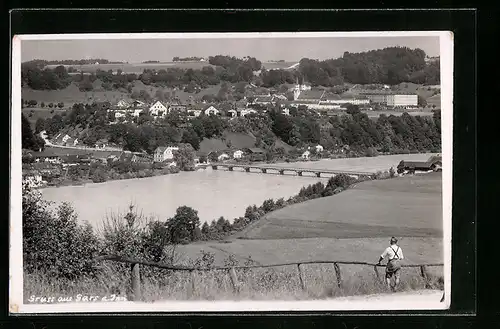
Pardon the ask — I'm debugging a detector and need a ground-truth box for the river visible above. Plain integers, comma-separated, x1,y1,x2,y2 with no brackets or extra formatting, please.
40,153,437,228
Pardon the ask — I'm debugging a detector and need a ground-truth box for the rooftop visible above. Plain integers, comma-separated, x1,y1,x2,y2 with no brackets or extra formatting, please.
297,90,325,100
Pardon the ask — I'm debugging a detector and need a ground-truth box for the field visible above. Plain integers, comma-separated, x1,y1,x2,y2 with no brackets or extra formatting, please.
22,108,67,130
235,172,442,240
22,83,129,107
45,61,215,73
260,62,298,70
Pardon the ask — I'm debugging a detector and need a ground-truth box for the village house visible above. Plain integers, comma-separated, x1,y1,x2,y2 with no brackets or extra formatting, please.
217,153,230,161
168,103,188,113
227,109,238,118
154,146,179,162
188,109,202,118
240,108,257,117
233,150,244,159
30,150,62,164
282,108,290,116
204,105,220,116
116,99,131,109
253,95,274,106
301,150,311,160
244,148,266,162
315,145,324,153
149,101,169,117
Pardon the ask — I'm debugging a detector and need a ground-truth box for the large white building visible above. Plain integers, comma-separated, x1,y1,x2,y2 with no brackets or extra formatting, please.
386,94,419,107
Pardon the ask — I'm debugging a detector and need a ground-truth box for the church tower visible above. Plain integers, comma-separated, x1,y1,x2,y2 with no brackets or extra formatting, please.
293,76,301,100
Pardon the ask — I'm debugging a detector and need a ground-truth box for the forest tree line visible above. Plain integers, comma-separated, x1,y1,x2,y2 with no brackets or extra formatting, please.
21,47,440,91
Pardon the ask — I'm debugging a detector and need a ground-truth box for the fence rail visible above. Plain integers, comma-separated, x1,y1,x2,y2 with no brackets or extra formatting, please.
96,254,443,301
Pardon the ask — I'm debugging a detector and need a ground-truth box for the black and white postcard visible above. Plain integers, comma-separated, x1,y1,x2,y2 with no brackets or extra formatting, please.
10,31,453,313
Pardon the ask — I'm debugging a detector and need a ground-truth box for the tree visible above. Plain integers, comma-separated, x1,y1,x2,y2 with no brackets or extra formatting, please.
22,113,44,151
173,144,196,171
418,95,427,107
34,118,46,133
165,206,201,244
57,102,64,108
181,128,201,150
40,102,45,108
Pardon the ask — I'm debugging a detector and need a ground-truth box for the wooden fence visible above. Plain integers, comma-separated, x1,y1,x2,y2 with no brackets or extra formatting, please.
96,255,443,301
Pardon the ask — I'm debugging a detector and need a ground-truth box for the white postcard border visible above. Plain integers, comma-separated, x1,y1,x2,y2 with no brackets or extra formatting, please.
10,31,453,313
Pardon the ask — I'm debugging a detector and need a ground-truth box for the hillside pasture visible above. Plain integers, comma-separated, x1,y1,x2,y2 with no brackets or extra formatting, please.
22,84,129,106
236,172,442,240
199,132,258,154
22,108,66,129
261,62,298,70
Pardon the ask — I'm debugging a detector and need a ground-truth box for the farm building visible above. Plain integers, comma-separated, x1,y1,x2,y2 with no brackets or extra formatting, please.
397,155,442,173
154,146,179,162
244,148,265,162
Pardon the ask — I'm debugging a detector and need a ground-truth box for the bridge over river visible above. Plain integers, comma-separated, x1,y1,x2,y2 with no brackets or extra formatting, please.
208,163,374,179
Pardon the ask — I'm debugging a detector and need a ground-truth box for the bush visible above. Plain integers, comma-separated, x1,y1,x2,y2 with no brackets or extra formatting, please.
23,185,101,280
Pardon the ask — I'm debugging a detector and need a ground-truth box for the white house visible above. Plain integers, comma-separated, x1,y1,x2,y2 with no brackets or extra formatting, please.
132,109,144,117
204,106,220,116
116,99,130,109
218,153,230,161
188,109,202,118
149,101,168,117
227,109,238,118
115,111,126,119
301,150,311,160
154,146,179,162
233,150,244,159
315,145,324,152
240,108,257,117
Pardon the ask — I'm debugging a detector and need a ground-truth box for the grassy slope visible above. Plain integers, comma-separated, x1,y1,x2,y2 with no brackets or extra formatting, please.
236,173,442,240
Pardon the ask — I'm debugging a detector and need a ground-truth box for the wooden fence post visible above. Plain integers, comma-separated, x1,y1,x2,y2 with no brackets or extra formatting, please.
297,264,306,291
130,263,141,301
190,270,197,298
229,267,240,294
374,265,381,282
334,263,342,288
420,265,431,289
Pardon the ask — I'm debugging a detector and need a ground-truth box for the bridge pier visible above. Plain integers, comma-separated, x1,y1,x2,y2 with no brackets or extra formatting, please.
245,167,250,172
279,169,285,175
228,166,233,171
211,165,218,170
261,168,267,173
297,171,303,176
316,172,321,178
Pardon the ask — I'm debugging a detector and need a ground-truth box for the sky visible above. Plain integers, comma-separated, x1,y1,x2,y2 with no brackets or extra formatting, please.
21,36,440,63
